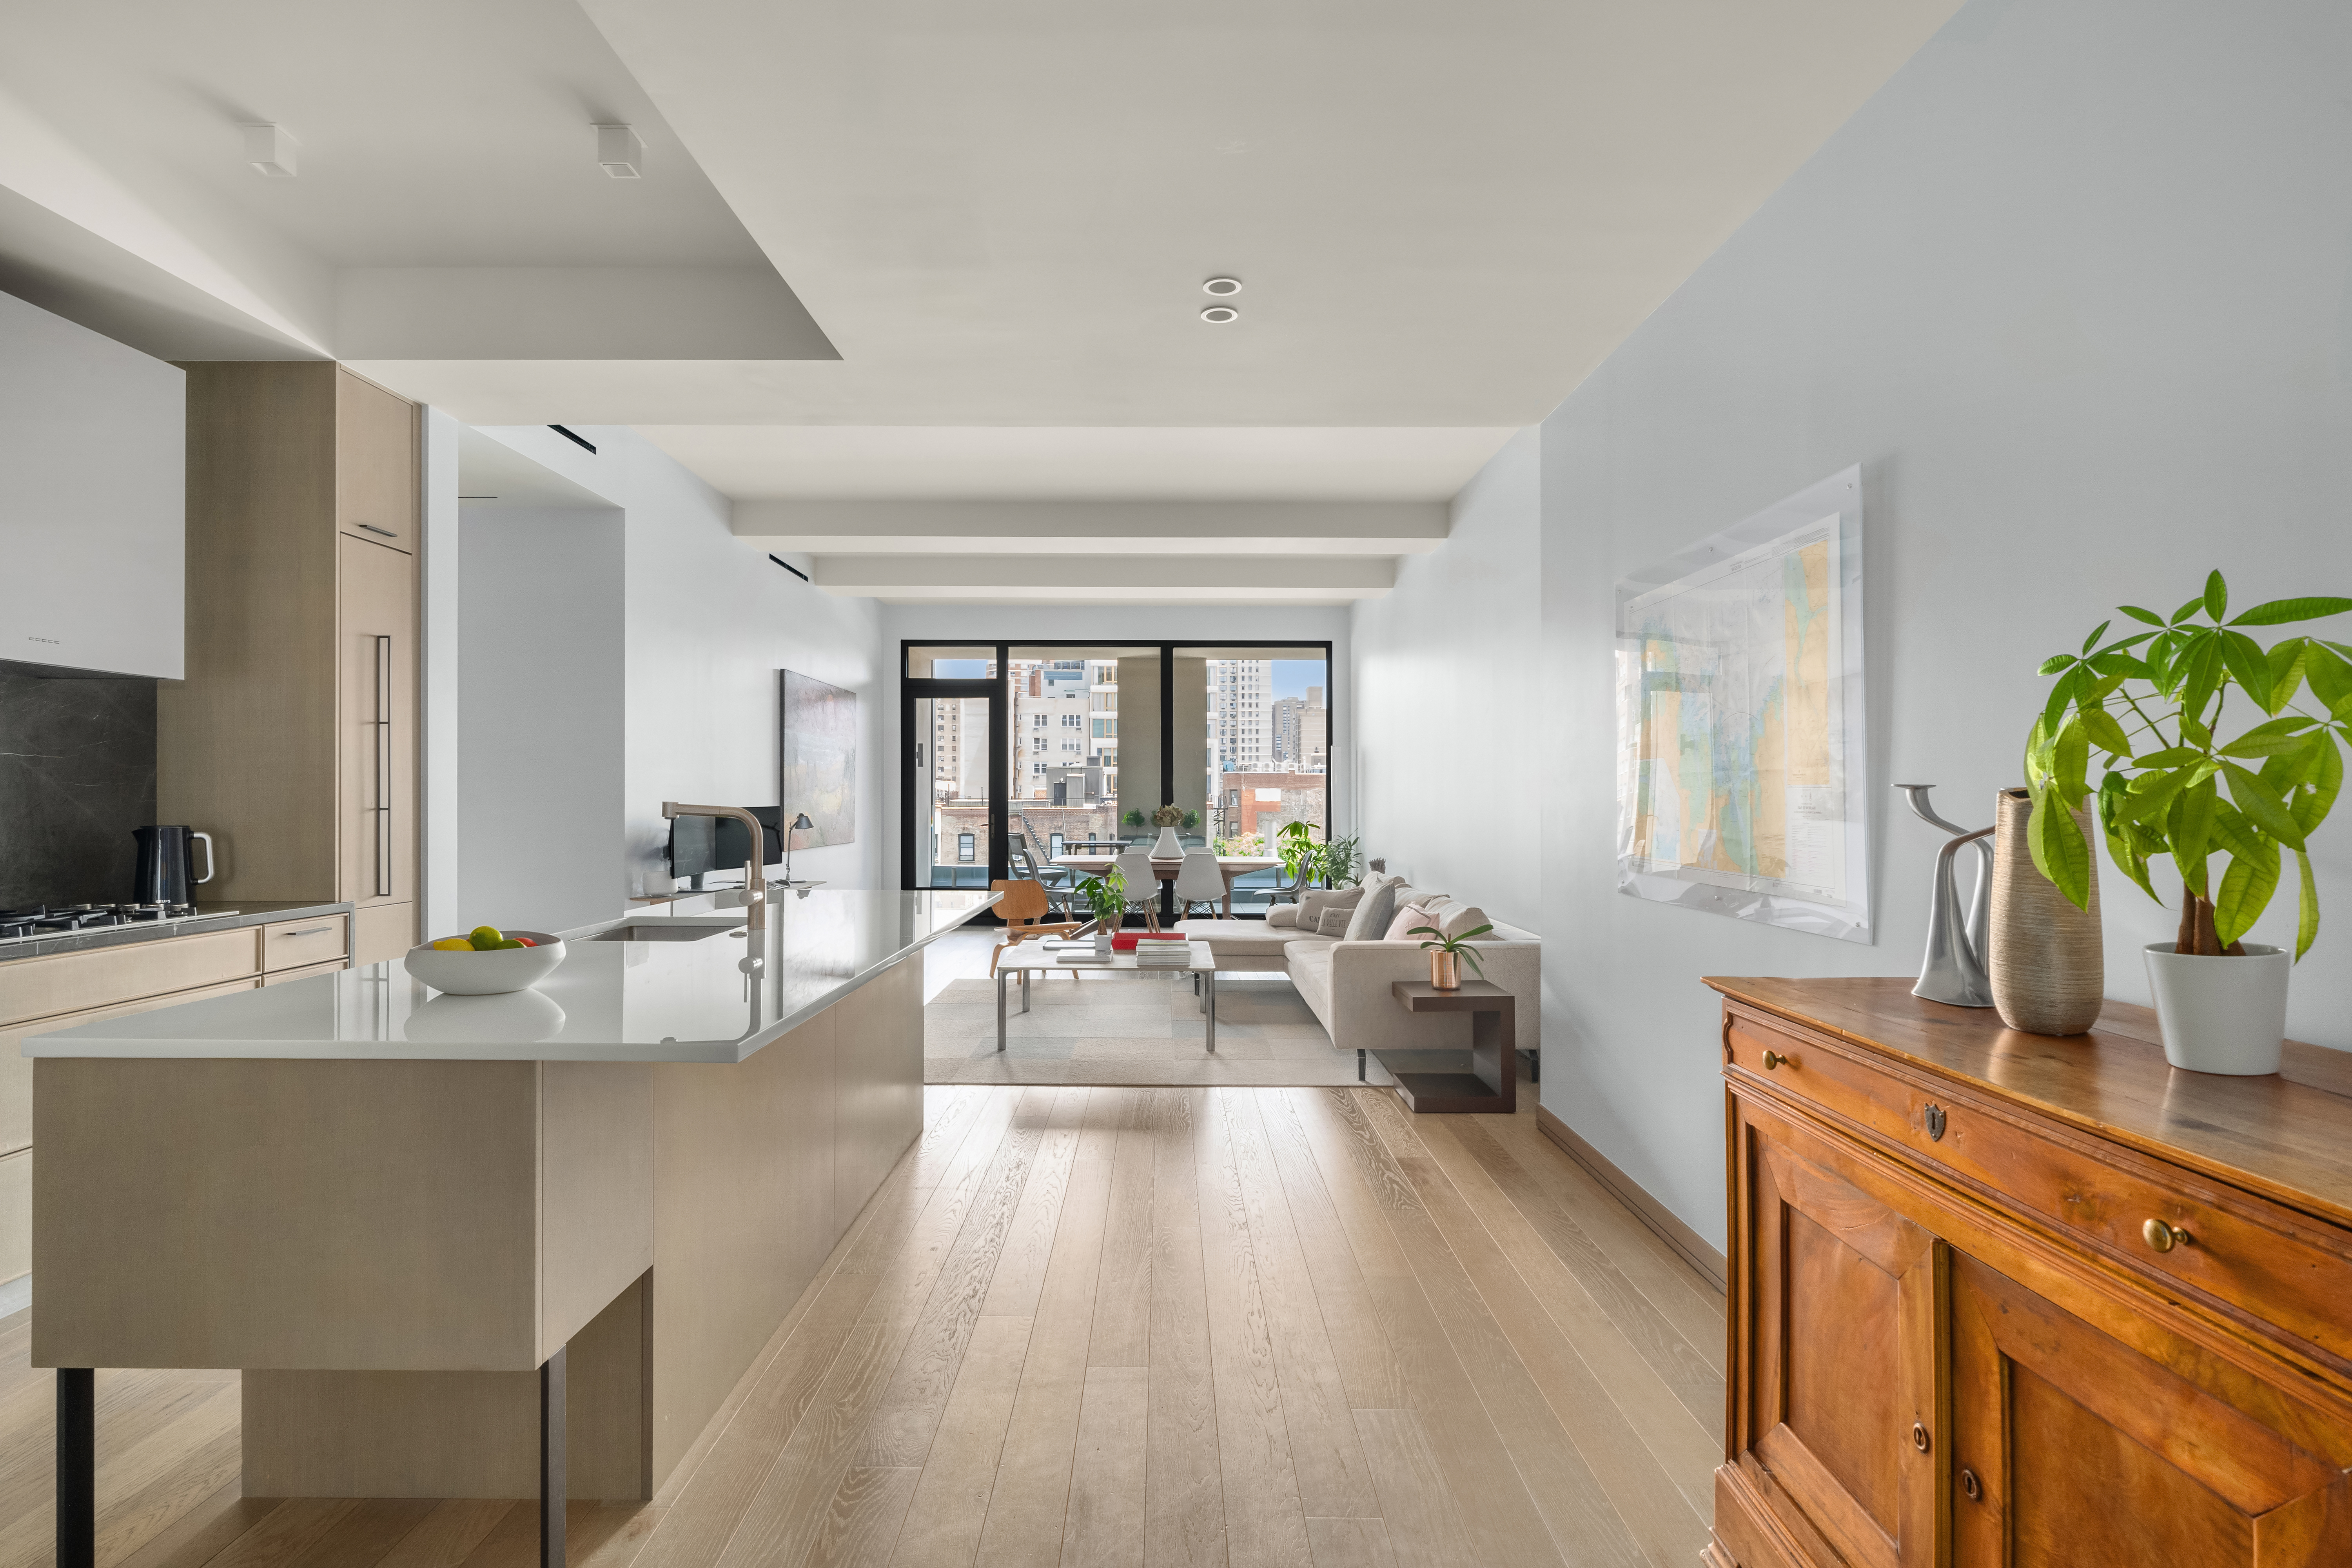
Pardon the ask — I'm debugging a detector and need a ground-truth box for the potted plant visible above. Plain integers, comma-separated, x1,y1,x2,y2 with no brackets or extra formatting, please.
1073,865,1128,954
2025,571,2349,1073
1149,804,1186,858
1410,920,1492,991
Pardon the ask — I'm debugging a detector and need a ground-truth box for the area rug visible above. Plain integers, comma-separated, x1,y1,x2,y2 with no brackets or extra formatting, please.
922,971,1399,1086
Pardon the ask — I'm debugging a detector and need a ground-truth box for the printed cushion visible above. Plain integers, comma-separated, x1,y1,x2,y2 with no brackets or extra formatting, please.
1266,903,1302,928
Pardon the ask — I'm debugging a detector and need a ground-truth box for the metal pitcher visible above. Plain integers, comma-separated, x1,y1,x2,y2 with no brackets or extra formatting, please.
1896,785,1994,1008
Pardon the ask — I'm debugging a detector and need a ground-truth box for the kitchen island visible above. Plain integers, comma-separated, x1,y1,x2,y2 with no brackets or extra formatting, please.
24,888,994,1559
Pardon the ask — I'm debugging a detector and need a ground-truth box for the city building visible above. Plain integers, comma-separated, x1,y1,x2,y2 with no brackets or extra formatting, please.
1271,684,1328,772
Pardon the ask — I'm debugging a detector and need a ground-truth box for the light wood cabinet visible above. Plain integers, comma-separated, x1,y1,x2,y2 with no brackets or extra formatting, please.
164,363,419,963
1710,978,2352,1568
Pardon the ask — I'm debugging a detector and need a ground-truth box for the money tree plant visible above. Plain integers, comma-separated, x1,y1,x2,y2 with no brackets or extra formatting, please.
2025,572,2352,958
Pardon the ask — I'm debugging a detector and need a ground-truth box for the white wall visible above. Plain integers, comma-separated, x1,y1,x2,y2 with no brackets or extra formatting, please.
875,603,1354,886
1354,0,2352,1253
439,426,890,922
419,408,463,941
457,505,626,934
1350,429,1541,929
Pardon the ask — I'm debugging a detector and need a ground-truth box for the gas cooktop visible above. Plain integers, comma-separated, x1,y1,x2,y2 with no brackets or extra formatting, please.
0,902,236,945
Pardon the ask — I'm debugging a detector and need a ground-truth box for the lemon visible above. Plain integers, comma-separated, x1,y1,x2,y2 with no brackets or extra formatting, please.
430,938,473,952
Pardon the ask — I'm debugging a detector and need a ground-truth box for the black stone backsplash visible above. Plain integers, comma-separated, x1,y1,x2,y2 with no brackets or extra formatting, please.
0,660,157,907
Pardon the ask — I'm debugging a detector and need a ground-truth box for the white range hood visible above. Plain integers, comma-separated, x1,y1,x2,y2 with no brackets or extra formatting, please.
0,289,184,679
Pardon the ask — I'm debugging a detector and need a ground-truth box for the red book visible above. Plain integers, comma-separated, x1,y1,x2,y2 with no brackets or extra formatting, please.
1110,932,1186,951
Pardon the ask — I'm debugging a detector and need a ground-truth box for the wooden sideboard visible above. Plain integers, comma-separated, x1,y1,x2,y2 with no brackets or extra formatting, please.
1706,976,2352,1568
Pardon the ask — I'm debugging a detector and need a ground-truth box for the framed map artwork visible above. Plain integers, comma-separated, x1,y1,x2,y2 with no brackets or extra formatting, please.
1614,466,1870,943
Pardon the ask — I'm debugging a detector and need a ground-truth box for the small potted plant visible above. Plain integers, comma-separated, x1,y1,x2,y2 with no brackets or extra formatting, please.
1410,920,1492,991
1074,865,1128,954
2025,571,2348,1073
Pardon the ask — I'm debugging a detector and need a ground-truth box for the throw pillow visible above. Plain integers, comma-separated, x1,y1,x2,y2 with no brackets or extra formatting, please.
1266,903,1301,928
1383,902,1430,942
1317,902,1358,936
1299,886,1359,924
1439,903,1491,939
1343,873,1404,943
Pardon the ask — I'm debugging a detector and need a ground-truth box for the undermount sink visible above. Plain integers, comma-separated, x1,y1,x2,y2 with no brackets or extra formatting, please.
590,918,746,943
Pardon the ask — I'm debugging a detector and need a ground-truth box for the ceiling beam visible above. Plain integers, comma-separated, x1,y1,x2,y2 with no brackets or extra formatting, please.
808,553,1393,604
735,497,1446,556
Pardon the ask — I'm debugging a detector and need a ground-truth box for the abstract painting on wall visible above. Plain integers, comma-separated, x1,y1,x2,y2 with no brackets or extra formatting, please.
1613,465,1870,943
781,670,857,849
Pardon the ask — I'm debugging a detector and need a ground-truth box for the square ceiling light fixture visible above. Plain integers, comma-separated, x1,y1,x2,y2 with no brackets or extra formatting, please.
242,123,297,178
595,123,645,179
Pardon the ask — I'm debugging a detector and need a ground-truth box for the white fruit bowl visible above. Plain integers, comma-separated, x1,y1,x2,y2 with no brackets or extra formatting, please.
403,931,567,995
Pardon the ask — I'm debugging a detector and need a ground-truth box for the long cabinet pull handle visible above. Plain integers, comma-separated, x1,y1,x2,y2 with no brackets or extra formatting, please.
278,926,334,937
357,523,398,538
375,634,393,898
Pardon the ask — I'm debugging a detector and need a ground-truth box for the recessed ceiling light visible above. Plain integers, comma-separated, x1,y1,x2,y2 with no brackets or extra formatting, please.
1202,277,1242,296
1200,305,1238,324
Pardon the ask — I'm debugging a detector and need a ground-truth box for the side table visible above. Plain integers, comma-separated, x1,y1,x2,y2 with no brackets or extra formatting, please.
1385,980,1516,1112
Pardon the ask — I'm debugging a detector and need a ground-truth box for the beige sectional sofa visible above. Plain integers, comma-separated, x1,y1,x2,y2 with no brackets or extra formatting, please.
1175,878,1540,1059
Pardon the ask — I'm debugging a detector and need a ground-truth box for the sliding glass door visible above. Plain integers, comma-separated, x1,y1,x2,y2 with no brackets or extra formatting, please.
903,652,1000,889
902,641,1334,913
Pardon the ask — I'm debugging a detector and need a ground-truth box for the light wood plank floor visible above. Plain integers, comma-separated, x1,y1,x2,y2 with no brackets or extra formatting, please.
0,1088,1724,1568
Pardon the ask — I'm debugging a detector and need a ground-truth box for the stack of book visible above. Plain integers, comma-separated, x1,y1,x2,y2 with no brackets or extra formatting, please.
1134,940,1194,967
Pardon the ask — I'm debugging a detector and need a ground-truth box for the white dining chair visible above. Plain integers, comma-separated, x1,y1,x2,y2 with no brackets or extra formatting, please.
1172,848,1227,921
1112,846,1161,932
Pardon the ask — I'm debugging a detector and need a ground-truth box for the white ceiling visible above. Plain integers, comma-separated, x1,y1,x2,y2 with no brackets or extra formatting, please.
640,426,1520,501
0,0,1963,602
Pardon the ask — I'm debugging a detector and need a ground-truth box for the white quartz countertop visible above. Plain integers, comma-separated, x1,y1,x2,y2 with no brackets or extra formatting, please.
23,888,998,1062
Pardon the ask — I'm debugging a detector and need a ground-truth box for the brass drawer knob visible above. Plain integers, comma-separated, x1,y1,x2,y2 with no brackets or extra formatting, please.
1761,1049,1797,1071
1960,1467,1982,1502
1912,1422,1931,1453
2142,1218,2194,1253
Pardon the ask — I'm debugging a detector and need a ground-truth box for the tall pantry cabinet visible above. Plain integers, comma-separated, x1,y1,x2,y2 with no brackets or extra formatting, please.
161,363,420,964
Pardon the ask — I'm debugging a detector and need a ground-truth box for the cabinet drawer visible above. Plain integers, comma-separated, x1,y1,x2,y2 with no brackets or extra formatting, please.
262,916,349,971
0,929,260,1030
1729,1011,2352,1370
263,958,348,987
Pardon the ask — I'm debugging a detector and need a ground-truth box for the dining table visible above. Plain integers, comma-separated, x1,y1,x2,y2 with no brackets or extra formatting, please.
1052,853,1282,918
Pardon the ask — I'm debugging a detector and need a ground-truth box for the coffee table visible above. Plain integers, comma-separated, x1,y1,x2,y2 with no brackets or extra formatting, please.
993,940,1220,1052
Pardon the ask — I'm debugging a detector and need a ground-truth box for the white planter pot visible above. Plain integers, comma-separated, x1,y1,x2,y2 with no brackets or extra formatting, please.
1093,930,1114,955
2141,942,2290,1075
1152,826,1183,858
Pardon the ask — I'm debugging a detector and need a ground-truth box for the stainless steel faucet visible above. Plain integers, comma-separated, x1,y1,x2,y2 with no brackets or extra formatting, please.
662,802,768,930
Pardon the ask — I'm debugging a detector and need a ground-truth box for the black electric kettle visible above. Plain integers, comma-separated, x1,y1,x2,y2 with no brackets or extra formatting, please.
131,826,216,907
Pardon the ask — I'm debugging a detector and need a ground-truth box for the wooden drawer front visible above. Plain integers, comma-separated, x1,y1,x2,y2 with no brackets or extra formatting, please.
0,929,260,1030
263,916,349,971
263,958,348,987
1730,1011,2352,1370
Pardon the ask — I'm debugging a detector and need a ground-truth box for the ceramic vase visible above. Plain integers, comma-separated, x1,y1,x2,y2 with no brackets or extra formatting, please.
2143,941,2288,1074
1152,826,1183,858
1988,788,2104,1035
1430,949,1461,989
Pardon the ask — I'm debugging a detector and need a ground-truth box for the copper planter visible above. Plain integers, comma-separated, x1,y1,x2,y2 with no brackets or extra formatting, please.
1429,949,1461,989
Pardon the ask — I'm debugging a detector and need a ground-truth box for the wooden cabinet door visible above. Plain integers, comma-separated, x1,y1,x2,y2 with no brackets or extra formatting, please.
335,368,415,551
338,533,417,909
1738,1111,1946,1568
1951,1255,2352,1568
